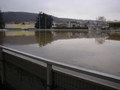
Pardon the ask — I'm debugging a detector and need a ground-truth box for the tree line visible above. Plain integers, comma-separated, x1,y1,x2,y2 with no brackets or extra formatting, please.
35,12,53,29
0,10,5,29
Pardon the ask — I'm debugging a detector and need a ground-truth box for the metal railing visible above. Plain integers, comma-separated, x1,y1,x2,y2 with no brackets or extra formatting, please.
0,45,120,90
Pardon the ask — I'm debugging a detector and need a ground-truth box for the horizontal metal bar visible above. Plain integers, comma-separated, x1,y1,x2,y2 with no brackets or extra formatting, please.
0,45,120,89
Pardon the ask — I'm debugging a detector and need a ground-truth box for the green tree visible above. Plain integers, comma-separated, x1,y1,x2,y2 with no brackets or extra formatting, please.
0,10,5,29
35,12,53,29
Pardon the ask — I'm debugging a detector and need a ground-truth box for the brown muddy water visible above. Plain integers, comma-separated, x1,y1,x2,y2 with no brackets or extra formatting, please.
0,30,120,77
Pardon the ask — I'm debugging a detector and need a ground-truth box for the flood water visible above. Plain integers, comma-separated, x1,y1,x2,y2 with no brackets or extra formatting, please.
0,30,120,77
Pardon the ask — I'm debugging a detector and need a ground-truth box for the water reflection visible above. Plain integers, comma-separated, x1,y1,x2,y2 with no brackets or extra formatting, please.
108,32,120,41
35,31,53,47
35,31,119,46
94,32,108,44
0,31,5,45
35,31,91,46
0,30,120,46
1,31,36,45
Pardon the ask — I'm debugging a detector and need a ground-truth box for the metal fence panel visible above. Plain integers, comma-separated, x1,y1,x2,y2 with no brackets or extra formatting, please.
52,70,116,90
4,52,47,90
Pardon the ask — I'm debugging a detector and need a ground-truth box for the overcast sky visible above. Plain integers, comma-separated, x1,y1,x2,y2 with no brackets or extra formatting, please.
0,0,120,20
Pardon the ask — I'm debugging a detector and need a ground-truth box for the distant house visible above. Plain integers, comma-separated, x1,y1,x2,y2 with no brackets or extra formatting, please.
5,22,35,29
68,22,78,28
87,21,109,30
108,22,120,29
52,21,57,28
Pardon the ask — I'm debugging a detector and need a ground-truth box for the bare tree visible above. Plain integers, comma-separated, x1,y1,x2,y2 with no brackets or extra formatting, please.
96,16,106,22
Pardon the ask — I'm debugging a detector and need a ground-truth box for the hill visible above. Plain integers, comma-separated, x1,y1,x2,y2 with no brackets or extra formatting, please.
3,12,37,23
3,12,90,23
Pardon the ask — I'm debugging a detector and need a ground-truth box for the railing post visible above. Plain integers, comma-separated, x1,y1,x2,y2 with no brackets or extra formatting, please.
0,47,5,85
47,64,52,90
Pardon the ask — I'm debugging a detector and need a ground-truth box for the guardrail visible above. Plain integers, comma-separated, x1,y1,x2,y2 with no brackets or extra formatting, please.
0,45,120,90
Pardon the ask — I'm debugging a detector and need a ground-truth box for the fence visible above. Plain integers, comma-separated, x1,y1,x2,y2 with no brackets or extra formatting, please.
0,45,120,90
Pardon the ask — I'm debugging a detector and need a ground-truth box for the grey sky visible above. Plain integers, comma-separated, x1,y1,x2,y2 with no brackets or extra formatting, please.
0,0,120,20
